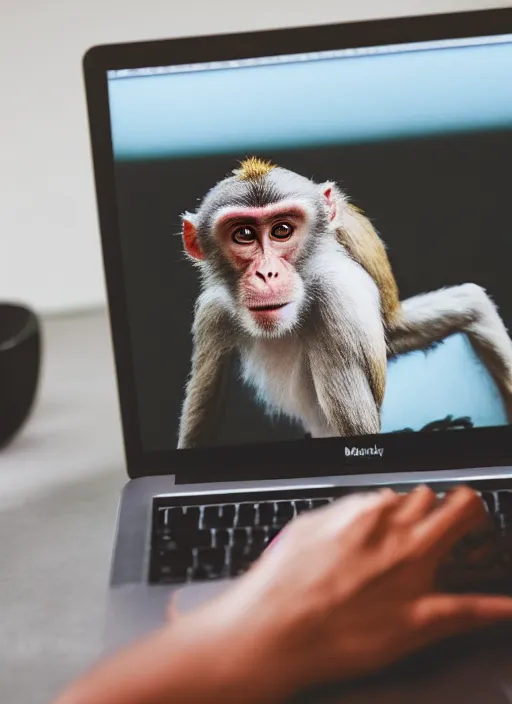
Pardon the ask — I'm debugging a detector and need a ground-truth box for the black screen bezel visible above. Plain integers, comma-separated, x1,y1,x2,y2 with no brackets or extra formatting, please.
83,8,512,482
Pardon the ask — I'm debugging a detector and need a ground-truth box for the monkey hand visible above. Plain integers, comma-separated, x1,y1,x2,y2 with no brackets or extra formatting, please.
175,487,512,701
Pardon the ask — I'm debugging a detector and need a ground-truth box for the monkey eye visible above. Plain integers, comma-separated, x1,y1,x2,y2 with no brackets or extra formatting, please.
232,227,256,245
271,223,294,240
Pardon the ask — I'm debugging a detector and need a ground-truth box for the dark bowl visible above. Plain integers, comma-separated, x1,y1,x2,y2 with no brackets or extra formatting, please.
0,304,41,449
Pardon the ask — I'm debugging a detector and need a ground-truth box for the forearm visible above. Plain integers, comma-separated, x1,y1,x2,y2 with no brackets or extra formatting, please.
54,611,294,704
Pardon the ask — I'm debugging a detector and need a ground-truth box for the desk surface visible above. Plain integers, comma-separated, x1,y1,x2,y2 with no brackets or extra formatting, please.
0,310,125,704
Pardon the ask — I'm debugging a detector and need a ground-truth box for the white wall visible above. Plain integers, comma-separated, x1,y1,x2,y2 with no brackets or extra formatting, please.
0,0,509,314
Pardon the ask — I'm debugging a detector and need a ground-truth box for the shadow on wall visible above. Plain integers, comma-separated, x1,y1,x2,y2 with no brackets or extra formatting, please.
382,332,507,433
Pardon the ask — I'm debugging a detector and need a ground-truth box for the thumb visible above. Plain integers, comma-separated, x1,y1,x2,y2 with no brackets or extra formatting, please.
414,593,512,642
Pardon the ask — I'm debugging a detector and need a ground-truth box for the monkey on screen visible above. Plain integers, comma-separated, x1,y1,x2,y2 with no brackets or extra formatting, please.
177,157,512,448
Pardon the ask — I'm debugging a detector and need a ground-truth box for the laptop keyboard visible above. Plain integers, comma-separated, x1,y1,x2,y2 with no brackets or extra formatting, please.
149,487,512,593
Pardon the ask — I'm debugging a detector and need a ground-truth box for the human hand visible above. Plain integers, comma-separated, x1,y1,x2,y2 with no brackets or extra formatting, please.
176,486,512,699
55,486,512,704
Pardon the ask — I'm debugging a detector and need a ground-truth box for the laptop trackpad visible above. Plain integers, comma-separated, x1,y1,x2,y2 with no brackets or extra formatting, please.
170,579,232,615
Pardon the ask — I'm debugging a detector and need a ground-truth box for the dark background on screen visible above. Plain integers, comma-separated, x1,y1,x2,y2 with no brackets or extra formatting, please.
113,129,512,452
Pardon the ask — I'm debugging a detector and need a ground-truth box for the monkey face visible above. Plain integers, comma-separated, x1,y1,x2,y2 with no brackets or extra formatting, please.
184,201,312,338
218,201,310,337
181,162,343,339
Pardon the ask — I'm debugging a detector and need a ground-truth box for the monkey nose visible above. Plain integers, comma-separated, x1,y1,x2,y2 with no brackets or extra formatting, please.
255,270,279,282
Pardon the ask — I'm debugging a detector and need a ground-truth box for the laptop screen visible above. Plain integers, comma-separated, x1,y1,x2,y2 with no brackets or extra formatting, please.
104,31,512,465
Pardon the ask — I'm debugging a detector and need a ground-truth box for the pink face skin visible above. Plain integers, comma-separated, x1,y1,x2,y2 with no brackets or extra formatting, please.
183,191,336,333
215,202,309,321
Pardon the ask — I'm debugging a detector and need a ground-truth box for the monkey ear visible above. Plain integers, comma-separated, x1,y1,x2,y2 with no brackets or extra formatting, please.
181,214,205,261
322,183,337,222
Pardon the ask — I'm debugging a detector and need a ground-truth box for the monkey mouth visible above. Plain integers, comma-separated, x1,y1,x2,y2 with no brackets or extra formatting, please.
248,303,290,312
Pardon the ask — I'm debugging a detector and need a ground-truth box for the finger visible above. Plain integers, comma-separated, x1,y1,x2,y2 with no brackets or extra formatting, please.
312,489,394,522
326,488,402,535
413,487,488,558
328,488,397,513
268,490,400,553
393,485,438,525
413,593,512,643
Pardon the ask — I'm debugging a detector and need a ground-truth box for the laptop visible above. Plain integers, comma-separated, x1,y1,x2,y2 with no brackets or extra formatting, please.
83,8,512,702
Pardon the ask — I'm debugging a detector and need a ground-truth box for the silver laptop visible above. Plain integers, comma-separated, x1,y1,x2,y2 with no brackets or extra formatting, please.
83,8,512,702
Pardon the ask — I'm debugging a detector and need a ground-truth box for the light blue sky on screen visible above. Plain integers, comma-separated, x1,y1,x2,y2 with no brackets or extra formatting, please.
381,333,507,432
108,40,512,159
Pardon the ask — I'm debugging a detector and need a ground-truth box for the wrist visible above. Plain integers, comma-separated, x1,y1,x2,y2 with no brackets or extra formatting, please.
170,602,297,704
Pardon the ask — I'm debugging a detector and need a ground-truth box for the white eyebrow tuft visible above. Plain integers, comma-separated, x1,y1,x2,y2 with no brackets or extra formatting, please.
211,199,315,229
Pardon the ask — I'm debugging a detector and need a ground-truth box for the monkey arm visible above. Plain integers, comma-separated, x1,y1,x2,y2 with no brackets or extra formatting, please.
388,284,512,421
308,301,384,438
304,273,387,438
310,355,381,437
177,347,231,449
177,298,234,449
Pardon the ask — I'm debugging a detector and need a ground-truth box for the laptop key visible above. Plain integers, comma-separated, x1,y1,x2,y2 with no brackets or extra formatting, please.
237,503,256,527
220,504,236,527
202,505,222,528
232,527,249,548
499,515,512,538
481,491,497,515
275,501,295,523
159,564,189,583
251,527,268,549
497,491,512,514
214,529,230,547
179,529,212,549
166,507,185,529
157,508,169,529
310,499,330,510
184,506,201,526
157,533,178,552
159,550,193,583
158,526,175,540
258,502,275,525
193,548,225,580
294,499,311,514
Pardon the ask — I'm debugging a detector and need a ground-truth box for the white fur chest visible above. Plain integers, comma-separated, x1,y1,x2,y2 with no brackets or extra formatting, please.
239,337,330,435
240,337,310,420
